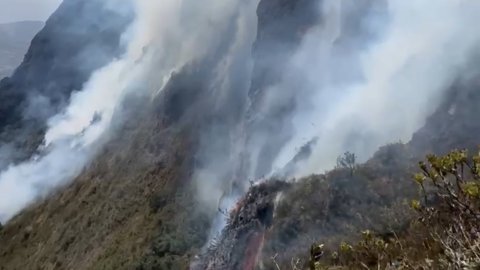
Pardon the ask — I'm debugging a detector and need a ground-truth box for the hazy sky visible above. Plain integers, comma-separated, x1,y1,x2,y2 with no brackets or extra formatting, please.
0,0,62,23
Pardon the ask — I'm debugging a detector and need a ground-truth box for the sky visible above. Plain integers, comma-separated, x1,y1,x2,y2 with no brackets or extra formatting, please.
0,0,61,23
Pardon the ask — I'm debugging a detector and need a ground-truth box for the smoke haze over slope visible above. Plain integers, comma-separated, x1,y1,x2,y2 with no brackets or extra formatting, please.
3,1,480,269
1,0,479,232
273,0,480,176
0,0,258,222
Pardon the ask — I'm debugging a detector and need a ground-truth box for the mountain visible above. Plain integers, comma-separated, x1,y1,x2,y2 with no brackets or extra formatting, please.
0,21,44,80
0,0,131,167
1,0,480,270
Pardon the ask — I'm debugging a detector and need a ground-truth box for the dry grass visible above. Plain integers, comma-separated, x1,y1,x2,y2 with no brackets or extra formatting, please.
0,103,206,270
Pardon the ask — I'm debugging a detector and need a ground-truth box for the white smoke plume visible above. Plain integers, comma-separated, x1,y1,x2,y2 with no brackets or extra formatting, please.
192,0,258,243
273,0,480,176
0,0,255,223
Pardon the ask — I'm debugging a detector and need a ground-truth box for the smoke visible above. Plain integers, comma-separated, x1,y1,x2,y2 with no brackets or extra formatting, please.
272,0,480,176
1,0,477,254
194,0,480,262
191,0,258,242
0,0,257,222
0,0,136,223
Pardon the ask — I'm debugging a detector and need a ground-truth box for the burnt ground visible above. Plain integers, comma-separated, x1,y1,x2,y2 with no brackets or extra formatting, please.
193,180,291,270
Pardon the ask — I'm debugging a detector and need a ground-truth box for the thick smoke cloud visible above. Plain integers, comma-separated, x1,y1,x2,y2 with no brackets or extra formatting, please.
272,0,480,176
190,0,258,243
0,0,256,222
181,0,480,247
1,0,478,248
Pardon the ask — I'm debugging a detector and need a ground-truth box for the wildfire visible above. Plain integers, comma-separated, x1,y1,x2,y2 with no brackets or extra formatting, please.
231,203,240,212
243,230,267,270
230,198,244,213
255,233,266,269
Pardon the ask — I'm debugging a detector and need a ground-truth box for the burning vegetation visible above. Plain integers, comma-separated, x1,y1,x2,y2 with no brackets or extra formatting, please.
193,145,480,270
193,180,290,270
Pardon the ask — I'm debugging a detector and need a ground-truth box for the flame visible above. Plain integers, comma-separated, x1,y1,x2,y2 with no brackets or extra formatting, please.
230,197,244,213
255,233,266,269
243,230,267,270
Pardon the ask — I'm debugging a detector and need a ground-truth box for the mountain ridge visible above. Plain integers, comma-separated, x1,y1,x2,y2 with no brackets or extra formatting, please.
0,20,44,80
0,0,131,168
1,0,480,270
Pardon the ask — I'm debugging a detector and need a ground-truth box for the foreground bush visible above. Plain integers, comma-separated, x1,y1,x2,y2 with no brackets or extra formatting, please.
305,149,480,270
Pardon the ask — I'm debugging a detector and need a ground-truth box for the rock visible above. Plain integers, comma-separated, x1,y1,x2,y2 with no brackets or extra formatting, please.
195,179,291,270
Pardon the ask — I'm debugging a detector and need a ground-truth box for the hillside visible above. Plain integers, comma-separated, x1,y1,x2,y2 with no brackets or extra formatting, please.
0,0,131,168
1,0,480,270
0,21,44,80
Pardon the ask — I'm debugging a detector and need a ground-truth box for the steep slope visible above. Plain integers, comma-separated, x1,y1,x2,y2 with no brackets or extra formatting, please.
0,20,44,80
192,1,480,269
0,0,392,269
239,0,320,181
2,1,480,270
410,70,480,155
0,101,199,270
0,37,252,270
0,1,253,269
0,0,131,166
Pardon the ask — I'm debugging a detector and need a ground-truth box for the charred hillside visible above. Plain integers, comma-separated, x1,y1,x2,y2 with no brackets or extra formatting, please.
1,0,480,270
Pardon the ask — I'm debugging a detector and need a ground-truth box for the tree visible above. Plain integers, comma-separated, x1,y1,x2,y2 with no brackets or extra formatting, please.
335,151,357,176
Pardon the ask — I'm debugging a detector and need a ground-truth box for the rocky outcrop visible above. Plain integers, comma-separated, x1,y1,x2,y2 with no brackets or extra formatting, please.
193,180,290,270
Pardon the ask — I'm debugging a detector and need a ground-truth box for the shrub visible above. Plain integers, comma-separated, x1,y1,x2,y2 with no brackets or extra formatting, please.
304,149,480,270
